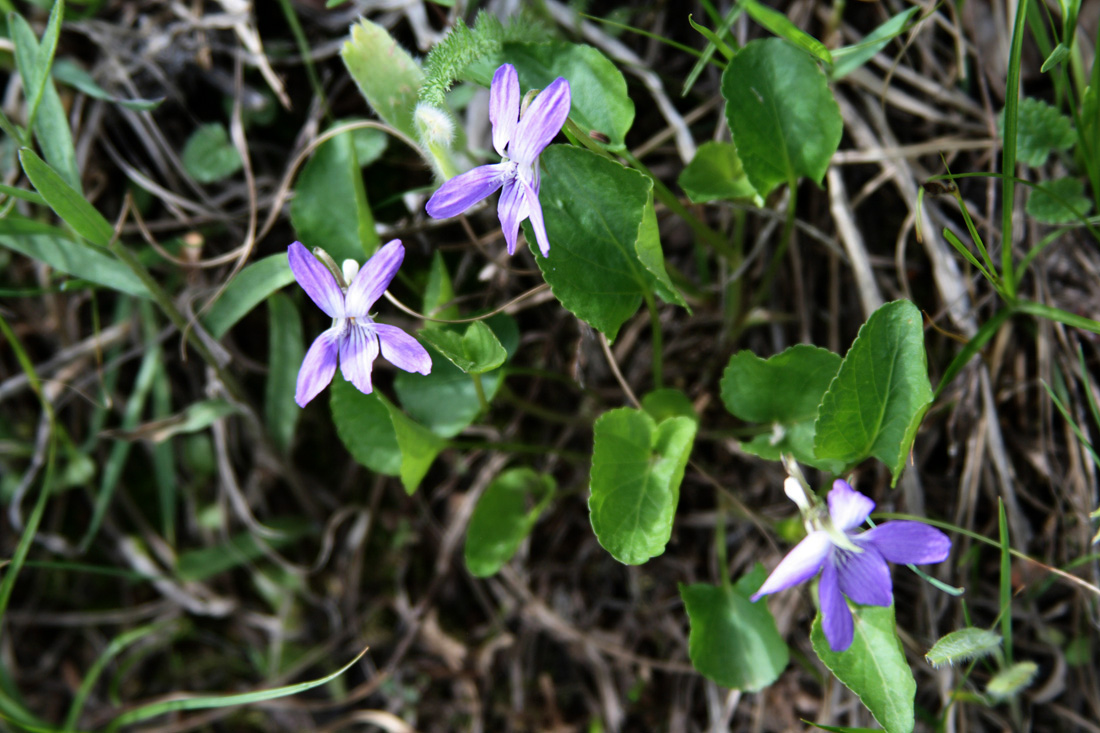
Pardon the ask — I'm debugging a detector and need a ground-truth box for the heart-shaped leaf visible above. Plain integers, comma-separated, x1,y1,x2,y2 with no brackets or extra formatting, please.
814,300,932,483
811,604,916,733
722,38,842,195
589,408,696,564
681,565,789,691
465,468,555,577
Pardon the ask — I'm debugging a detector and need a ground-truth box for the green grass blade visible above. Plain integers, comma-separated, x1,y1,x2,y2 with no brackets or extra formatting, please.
78,306,161,552
934,307,1013,400
998,499,1013,666
1040,379,1099,465
741,0,832,64
1015,299,1100,334
9,9,81,190
19,148,113,248
0,182,47,205
64,621,175,731
687,14,734,61
1000,0,1030,297
106,648,368,730
23,0,64,132
682,5,739,95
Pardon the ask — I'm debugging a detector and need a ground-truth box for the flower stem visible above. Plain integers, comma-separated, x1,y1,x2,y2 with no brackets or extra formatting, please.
471,372,490,415
644,290,663,390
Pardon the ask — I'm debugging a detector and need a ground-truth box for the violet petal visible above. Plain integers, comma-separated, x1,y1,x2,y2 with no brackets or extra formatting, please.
425,163,508,219
376,323,432,375
497,177,527,256
828,479,876,531
288,241,344,318
295,327,340,407
489,64,520,159
862,521,951,565
510,77,571,165
346,240,403,316
338,325,379,395
521,178,550,257
750,530,831,601
819,560,854,652
835,544,893,607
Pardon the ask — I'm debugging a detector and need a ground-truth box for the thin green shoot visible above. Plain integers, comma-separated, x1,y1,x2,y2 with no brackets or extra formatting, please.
1000,0,1031,298
998,499,1013,666
579,14,712,62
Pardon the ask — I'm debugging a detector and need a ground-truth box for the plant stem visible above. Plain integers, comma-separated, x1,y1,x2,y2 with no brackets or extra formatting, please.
471,372,490,415
644,290,664,390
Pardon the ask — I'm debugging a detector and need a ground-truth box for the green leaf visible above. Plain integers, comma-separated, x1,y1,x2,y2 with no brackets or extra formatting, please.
467,42,634,151
395,314,518,437
721,345,843,472
176,517,312,582
10,11,81,191
678,141,758,203
529,145,658,340
350,125,388,167
635,195,688,308
290,122,379,263
17,0,64,130
181,123,243,183
811,604,916,733
51,58,163,111
642,389,698,424
830,7,920,80
19,147,112,247
106,648,368,731
589,408,697,565
986,661,1038,701
722,345,841,423
722,38,842,195
1026,176,1093,223
814,300,932,484
419,321,506,375
265,293,304,453
341,19,425,142
740,0,832,64
380,392,448,495
422,251,460,323
686,14,735,61
110,399,237,443
0,228,149,297
203,254,296,339
330,377,401,476
999,97,1076,168
1041,42,1071,72
680,565,789,691
924,628,1002,669
465,468,555,577
329,377,446,495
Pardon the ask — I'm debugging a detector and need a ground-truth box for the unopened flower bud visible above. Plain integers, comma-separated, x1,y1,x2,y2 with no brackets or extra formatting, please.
414,103,455,147
342,259,360,286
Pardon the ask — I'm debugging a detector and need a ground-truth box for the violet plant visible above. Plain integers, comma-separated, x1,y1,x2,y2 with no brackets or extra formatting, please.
5,2,1099,731
288,240,431,406
752,474,951,652
425,63,571,256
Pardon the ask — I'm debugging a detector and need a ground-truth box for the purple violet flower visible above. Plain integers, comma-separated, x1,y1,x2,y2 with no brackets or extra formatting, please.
751,479,951,652
289,240,431,407
424,63,571,257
